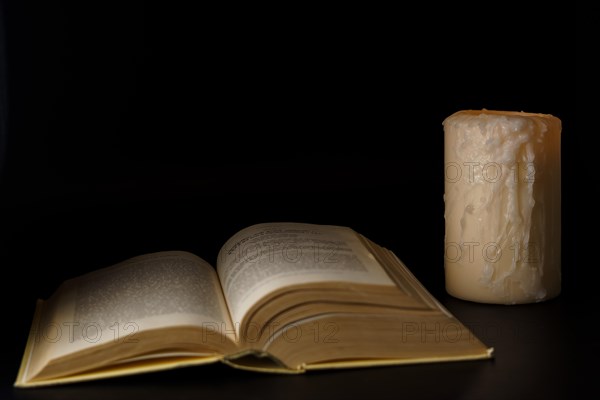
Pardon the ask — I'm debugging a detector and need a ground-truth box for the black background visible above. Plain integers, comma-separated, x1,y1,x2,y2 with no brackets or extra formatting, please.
0,2,590,399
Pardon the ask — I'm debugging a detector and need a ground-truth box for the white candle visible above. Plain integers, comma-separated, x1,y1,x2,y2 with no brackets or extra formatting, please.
443,110,561,304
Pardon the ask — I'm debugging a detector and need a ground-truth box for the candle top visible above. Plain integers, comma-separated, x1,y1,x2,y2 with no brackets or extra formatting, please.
444,109,561,130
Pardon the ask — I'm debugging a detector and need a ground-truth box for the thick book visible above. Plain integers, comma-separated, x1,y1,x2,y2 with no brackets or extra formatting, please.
15,222,493,387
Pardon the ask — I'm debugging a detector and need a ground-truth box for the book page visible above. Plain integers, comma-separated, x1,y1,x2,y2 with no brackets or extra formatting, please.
33,252,234,365
217,223,395,328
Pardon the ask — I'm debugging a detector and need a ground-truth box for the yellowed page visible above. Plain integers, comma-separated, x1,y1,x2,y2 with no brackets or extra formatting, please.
19,251,234,383
216,223,395,332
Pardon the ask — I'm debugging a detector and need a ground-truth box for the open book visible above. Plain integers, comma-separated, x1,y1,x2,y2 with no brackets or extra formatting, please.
15,222,493,387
